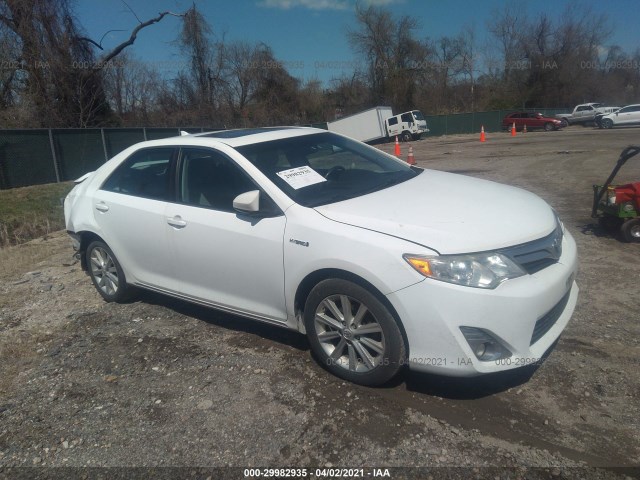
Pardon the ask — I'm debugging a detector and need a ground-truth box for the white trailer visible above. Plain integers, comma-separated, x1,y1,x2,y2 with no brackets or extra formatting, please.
327,106,393,143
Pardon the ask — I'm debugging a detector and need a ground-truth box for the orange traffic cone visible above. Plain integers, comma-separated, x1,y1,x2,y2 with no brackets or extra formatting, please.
480,125,486,143
407,146,416,165
511,122,517,137
394,136,401,157
523,124,527,133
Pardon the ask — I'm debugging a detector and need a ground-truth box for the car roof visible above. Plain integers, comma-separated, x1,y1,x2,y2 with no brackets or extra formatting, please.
193,126,325,147
196,126,302,139
506,112,544,116
130,126,327,150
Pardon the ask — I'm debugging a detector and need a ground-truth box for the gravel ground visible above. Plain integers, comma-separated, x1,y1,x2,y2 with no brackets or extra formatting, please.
1,126,639,479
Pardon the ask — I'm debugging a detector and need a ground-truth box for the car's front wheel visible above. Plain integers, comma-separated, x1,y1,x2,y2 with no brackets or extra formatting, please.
560,118,569,128
304,279,406,386
86,240,134,302
602,118,613,129
544,122,554,131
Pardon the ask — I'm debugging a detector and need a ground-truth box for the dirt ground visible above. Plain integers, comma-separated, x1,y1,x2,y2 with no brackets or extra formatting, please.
1,126,639,479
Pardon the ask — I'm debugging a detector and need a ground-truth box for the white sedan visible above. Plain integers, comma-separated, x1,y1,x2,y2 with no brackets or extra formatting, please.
64,127,579,386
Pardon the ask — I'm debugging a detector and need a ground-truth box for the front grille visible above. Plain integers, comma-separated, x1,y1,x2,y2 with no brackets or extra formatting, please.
530,290,571,345
500,224,563,274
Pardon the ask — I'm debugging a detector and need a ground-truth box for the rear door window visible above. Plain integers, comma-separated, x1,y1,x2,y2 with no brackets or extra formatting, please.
101,147,175,201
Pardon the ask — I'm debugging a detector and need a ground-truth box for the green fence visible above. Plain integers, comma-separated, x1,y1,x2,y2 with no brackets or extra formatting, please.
424,108,571,136
1,110,571,189
0,127,208,190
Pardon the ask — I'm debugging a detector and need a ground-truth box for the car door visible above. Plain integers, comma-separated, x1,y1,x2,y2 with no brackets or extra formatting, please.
577,105,594,122
165,146,287,322
93,146,178,288
530,113,544,128
386,116,400,137
506,113,520,129
616,106,640,125
521,113,534,129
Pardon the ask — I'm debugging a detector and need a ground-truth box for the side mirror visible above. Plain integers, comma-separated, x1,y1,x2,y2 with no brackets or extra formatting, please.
233,190,260,213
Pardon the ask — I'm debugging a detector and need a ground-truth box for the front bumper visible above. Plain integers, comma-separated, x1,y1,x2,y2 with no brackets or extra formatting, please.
387,229,579,376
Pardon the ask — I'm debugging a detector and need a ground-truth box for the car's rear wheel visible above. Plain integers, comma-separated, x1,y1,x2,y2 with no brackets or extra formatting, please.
544,122,554,131
602,118,613,129
621,219,640,243
304,279,405,386
86,240,134,302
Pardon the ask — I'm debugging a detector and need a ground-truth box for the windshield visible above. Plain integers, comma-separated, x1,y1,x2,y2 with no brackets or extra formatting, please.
235,132,420,207
412,110,425,121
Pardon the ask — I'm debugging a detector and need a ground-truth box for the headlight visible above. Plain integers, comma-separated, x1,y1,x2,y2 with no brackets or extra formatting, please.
403,252,525,289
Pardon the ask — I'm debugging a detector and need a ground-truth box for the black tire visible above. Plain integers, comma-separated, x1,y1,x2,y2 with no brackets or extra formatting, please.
544,122,554,131
401,131,412,142
602,118,613,129
621,218,640,243
560,118,569,128
304,279,406,386
86,240,135,302
598,216,623,233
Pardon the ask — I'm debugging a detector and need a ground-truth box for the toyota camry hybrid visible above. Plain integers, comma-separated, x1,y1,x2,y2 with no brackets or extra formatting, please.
64,127,579,386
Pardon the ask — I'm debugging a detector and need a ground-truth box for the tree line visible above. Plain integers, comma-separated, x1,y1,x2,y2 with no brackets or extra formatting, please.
0,1,638,129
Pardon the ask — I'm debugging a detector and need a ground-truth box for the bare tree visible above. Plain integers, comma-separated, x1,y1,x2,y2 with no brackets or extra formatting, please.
0,0,184,127
348,2,425,109
179,5,217,105
327,73,370,118
222,42,264,116
102,52,162,125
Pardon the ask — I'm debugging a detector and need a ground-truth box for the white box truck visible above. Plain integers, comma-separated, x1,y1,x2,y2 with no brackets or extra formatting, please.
327,106,428,143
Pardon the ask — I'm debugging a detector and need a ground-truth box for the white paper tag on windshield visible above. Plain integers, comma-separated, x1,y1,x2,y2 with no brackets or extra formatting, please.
276,166,327,190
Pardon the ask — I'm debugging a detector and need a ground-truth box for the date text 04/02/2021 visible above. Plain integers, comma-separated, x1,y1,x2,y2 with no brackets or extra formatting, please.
243,468,391,477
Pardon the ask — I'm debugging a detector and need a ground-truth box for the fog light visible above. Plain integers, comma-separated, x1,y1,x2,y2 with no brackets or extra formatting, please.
460,327,512,362
474,343,487,358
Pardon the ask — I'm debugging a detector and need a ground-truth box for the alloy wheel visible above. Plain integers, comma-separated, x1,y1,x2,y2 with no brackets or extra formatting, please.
90,246,119,296
314,294,386,373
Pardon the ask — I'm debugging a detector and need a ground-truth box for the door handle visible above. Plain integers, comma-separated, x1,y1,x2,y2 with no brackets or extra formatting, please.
167,216,187,229
95,202,109,212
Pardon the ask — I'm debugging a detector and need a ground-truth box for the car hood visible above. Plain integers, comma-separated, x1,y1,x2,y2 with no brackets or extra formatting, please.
314,170,556,254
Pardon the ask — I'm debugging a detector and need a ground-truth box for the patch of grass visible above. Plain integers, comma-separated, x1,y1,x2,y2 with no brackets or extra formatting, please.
0,182,73,247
